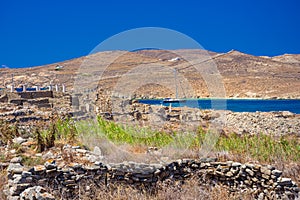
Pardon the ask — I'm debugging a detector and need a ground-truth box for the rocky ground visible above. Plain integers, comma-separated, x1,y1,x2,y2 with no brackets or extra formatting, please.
93,96,300,136
225,111,300,136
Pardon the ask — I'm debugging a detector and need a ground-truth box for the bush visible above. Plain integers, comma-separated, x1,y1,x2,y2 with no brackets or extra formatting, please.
0,120,19,144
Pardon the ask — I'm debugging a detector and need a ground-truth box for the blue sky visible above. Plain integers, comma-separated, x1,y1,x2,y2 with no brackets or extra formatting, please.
0,0,300,68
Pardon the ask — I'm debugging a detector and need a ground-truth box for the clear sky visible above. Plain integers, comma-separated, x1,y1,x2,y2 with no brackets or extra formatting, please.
1,0,300,68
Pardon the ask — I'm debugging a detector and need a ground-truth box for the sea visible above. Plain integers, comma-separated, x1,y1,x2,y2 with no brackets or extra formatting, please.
137,99,300,114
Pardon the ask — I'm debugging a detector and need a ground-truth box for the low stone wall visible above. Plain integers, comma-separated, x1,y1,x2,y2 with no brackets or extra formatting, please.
0,94,8,103
6,156,299,200
18,91,53,99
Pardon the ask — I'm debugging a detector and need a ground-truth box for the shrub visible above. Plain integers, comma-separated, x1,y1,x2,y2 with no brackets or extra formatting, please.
0,120,19,144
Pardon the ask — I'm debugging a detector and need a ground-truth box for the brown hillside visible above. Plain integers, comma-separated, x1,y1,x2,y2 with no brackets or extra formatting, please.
1,49,300,99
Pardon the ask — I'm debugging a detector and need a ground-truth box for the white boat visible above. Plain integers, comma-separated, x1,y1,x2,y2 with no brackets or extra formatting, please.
162,97,186,103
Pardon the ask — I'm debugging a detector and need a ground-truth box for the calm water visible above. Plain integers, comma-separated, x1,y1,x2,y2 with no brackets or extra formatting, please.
138,99,300,114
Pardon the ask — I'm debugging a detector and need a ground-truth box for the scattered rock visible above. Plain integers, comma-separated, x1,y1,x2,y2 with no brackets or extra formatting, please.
12,137,27,145
7,163,24,174
20,186,55,200
10,157,22,163
93,146,102,156
42,151,54,160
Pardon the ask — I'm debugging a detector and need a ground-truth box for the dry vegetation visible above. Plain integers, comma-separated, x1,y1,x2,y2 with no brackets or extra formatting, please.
0,169,7,200
72,177,254,200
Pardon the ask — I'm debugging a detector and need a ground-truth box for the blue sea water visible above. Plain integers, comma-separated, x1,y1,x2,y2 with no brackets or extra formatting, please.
137,99,300,114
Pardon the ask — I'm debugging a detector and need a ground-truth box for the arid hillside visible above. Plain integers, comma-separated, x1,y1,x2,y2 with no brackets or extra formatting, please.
1,49,300,99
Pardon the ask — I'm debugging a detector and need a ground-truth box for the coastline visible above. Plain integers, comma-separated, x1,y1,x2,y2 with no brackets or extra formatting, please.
137,97,300,100
137,98,300,114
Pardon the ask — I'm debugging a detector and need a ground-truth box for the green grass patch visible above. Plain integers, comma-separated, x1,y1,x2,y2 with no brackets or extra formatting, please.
55,118,78,143
216,133,300,163
95,117,300,162
26,116,300,163
97,117,174,147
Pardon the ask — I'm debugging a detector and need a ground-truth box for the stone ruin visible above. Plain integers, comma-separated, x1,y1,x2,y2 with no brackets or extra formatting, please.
0,90,72,124
4,145,300,200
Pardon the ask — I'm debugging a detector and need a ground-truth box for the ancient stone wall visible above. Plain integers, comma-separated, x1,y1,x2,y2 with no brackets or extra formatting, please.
6,153,300,200
18,91,53,99
0,94,8,103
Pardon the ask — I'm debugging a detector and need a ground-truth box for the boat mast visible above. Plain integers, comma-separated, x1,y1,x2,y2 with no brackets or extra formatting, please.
174,68,178,99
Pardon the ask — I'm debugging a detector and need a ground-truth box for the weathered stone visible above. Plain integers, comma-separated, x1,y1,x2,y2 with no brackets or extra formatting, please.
42,151,54,160
257,192,265,200
93,146,102,156
244,180,252,185
44,161,56,170
191,164,198,168
245,163,254,169
22,171,32,177
281,111,295,118
271,169,282,177
200,162,210,168
69,163,82,169
292,186,299,193
200,157,217,162
34,165,46,172
278,178,293,186
252,177,258,182
20,186,55,200
7,196,19,200
13,137,27,144
152,169,161,176
7,163,24,174
46,168,57,176
225,171,233,177
245,168,254,176
0,162,9,169
37,179,48,185
266,165,275,170
241,164,247,170
10,157,22,163
262,173,270,180
231,162,242,167
76,149,87,154
261,167,272,176
10,183,31,196
253,164,261,171
64,180,75,185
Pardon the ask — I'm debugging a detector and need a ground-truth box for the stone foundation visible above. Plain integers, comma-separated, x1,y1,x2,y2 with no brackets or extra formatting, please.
18,91,53,99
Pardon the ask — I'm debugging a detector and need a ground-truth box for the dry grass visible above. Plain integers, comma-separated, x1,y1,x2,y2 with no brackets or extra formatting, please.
0,120,20,144
0,170,7,199
51,176,254,200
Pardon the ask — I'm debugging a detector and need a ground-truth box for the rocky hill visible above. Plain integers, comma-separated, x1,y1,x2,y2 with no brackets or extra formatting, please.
1,49,300,99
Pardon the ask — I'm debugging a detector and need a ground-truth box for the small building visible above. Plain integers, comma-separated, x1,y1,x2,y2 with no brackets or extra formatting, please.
55,65,64,71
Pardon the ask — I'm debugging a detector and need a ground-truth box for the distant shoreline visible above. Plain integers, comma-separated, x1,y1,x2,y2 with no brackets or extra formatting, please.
137,97,300,100
137,98,300,114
